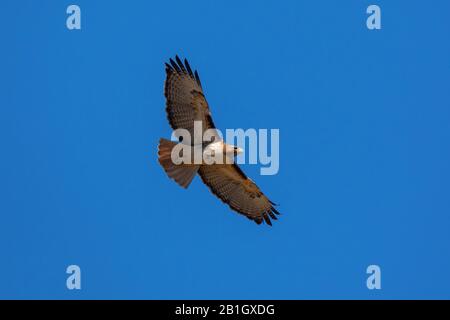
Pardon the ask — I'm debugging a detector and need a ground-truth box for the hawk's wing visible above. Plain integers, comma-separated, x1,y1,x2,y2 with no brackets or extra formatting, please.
164,56,217,139
198,164,280,225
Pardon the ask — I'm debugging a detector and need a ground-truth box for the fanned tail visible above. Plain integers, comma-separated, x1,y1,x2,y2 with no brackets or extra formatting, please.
158,138,199,188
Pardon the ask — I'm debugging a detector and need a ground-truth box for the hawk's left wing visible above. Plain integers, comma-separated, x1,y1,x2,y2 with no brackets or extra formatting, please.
198,164,280,225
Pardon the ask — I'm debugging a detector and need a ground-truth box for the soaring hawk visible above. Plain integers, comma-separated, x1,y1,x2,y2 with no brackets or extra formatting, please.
158,56,280,225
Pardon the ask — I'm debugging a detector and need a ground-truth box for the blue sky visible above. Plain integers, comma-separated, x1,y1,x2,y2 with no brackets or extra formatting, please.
1,0,450,299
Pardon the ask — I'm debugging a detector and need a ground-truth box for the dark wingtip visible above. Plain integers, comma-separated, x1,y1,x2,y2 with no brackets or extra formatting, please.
184,58,193,76
167,56,199,85
175,55,186,73
169,58,180,72
268,211,278,220
271,206,281,215
194,70,202,87
254,218,263,225
263,214,273,226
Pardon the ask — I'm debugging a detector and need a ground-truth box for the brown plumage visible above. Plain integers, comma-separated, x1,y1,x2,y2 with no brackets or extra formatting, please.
158,56,280,225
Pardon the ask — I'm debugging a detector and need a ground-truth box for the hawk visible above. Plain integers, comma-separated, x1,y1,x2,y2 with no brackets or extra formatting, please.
158,56,280,225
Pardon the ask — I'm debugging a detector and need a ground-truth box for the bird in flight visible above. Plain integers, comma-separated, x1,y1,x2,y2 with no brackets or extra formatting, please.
158,56,280,225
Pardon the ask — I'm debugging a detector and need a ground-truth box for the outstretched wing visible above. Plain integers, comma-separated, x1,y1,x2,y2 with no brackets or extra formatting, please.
164,56,217,138
198,164,280,225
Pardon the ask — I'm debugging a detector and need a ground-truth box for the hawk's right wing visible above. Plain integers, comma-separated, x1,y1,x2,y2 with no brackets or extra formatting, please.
164,56,217,140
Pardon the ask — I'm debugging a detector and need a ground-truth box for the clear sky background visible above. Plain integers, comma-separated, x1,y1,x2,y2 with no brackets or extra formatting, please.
1,0,449,299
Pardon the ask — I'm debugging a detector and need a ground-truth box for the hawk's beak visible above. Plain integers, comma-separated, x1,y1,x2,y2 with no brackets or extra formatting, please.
236,147,244,155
